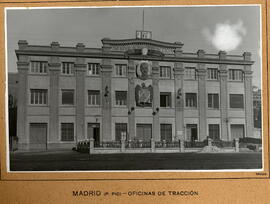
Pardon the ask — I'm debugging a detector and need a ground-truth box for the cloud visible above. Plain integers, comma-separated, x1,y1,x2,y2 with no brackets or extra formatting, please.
202,20,246,52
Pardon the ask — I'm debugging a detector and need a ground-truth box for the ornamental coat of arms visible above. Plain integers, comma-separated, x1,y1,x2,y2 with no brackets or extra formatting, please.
135,83,153,107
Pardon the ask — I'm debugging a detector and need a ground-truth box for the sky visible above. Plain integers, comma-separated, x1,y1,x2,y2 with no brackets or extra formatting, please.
6,6,261,87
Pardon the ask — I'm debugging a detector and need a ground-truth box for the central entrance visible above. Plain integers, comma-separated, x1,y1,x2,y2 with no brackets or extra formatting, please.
87,123,100,144
136,124,152,141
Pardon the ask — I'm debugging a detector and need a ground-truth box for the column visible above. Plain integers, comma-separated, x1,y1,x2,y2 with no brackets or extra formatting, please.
243,52,254,138
101,44,112,141
17,40,29,150
48,42,61,147
128,60,136,140
197,50,207,141
75,43,86,142
174,48,185,141
219,51,229,141
152,61,160,141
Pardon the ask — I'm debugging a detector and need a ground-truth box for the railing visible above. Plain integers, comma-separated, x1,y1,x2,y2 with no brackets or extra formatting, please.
94,141,121,148
212,140,234,148
125,140,151,148
185,141,207,148
155,141,180,148
76,138,242,154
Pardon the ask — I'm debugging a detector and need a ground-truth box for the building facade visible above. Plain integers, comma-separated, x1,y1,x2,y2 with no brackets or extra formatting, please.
15,31,254,150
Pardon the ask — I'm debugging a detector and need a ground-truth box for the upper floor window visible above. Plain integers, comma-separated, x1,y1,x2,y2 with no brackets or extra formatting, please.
229,69,243,81
61,123,74,141
207,68,219,80
160,66,171,78
230,94,244,109
185,67,196,80
62,89,74,105
88,63,100,76
30,61,48,74
30,89,47,105
208,93,219,109
88,90,100,106
115,91,127,106
160,92,171,108
185,93,197,108
115,64,127,77
62,62,74,75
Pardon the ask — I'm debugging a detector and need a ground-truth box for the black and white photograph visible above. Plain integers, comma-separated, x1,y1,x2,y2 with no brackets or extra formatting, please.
6,5,263,171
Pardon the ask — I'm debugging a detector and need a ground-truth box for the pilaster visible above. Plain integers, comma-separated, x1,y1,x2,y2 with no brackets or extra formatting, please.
128,60,136,140
174,48,184,141
75,43,87,142
152,61,160,141
101,43,112,141
243,52,254,138
197,50,207,141
48,54,61,145
219,51,229,141
17,58,29,150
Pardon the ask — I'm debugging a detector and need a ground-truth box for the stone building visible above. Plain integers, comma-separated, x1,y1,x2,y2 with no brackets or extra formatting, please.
15,31,254,150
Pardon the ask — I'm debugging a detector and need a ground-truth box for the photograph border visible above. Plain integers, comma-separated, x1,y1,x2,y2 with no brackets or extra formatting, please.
0,0,269,181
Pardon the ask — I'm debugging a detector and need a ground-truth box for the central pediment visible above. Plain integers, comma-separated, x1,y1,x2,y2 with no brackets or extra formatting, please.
101,38,183,55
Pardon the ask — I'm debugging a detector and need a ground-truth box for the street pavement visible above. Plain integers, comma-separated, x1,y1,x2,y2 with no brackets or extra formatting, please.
9,150,262,171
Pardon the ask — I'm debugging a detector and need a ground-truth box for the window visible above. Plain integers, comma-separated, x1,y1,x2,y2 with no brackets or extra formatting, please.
61,123,74,141
231,124,245,139
62,89,74,105
185,67,196,80
62,62,74,75
230,94,244,108
208,94,219,109
115,91,127,106
30,89,48,105
207,68,219,80
88,63,100,75
160,66,171,78
30,61,48,73
209,124,220,140
88,90,100,106
115,123,127,141
115,64,127,76
160,124,172,141
160,92,171,107
229,69,243,81
185,93,197,108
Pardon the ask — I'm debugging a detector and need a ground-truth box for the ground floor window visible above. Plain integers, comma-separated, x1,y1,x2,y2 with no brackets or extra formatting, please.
208,124,220,140
61,123,74,141
160,124,172,141
115,123,127,141
136,124,152,141
231,124,245,139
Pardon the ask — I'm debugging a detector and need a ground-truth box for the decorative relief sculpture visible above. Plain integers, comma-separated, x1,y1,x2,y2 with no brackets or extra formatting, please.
136,61,151,80
135,83,153,107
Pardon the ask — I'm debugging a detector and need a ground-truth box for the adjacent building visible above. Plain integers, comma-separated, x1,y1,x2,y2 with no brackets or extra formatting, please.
15,31,254,150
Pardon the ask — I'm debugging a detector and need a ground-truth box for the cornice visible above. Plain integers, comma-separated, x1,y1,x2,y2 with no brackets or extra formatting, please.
15,50,254,66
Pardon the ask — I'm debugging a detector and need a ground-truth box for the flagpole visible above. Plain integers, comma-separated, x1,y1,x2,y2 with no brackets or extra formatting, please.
142,9,144,31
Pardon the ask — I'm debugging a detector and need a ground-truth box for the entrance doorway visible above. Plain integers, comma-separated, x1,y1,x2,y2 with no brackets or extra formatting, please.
186,124,198,142
136,124,152,141
29,123,47,150
87,123,100,145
